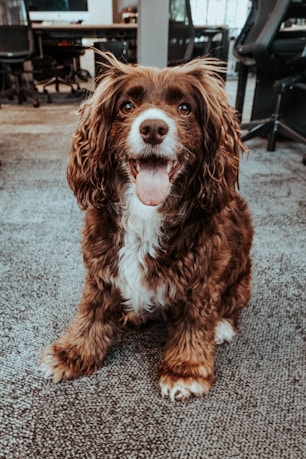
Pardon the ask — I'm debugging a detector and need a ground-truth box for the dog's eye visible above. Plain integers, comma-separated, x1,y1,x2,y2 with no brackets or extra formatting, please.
120,101,134,114
177,102,191,116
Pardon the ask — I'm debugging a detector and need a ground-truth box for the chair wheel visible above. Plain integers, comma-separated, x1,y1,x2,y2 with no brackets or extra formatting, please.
44,89,52,103
33,100,40,108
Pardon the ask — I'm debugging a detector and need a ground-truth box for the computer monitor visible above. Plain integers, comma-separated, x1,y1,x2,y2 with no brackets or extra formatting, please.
28,0,90,23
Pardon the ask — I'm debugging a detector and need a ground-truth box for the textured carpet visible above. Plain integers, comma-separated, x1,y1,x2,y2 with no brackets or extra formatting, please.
0,92,305,459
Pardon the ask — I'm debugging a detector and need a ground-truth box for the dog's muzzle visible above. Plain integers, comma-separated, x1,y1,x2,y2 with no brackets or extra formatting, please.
128,109,180,207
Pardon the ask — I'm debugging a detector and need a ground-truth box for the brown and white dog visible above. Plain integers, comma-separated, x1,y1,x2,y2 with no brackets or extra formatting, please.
40,52,253,401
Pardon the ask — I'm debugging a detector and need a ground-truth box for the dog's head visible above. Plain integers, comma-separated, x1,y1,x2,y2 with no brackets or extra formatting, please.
67,52,245,215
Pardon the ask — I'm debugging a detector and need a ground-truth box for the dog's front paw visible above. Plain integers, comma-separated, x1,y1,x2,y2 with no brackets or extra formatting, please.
39,345,65,383
39,344,76,383
39,342,98,383
159,372,213,401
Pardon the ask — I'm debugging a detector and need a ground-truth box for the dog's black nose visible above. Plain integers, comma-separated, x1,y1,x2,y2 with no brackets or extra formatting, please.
139,119,169,145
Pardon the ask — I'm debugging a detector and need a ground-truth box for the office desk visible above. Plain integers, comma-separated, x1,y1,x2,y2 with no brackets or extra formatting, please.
32,23,138,72
33,22,228,53
32,22,137,40
32,22,230,72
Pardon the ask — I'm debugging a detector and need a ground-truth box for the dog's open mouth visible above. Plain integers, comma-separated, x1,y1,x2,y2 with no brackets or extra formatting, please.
129,157,179,206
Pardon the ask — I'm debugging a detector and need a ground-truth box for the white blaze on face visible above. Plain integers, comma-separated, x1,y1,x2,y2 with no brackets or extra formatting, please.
128,108,178,206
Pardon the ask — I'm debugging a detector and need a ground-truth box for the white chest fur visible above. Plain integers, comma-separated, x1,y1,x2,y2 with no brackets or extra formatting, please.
115,186,166,314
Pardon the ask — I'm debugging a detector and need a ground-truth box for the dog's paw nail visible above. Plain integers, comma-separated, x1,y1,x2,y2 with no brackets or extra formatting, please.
160,376,211,401
160,384,170,399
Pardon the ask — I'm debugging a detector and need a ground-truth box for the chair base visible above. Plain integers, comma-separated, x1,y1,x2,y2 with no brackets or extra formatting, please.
241,73,306,161
0,81,40,108
40,65,86,102
241,116,306,152
43,75,77,92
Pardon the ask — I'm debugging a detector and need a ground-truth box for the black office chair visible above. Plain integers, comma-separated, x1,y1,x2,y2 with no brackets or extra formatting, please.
168,0,195,66
94,40,129,78
0,0,40,107
39,39,88,100
193,27,229,63
233,0,306,152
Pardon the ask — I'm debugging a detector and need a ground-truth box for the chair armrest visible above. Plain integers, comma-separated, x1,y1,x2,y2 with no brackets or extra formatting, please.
236,0,290,66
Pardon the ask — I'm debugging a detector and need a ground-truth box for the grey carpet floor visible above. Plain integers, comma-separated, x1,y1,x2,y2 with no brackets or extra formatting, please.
0,93,305,459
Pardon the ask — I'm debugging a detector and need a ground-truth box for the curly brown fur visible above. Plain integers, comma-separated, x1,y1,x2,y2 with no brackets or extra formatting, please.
40,52,253,401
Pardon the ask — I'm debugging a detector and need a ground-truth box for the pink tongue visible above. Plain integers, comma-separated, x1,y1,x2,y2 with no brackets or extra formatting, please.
136,160,170,206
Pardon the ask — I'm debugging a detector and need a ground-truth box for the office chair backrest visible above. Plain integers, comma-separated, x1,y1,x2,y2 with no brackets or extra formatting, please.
168,0,195,66
233,0,291,67
0,0,35,63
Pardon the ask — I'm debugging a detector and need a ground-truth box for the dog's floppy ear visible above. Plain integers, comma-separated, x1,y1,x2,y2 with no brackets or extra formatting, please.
67,51,128,210
182,58,247,213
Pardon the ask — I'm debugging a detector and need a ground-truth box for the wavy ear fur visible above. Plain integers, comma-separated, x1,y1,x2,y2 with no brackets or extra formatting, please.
176,58,247,214
67,51,131,210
